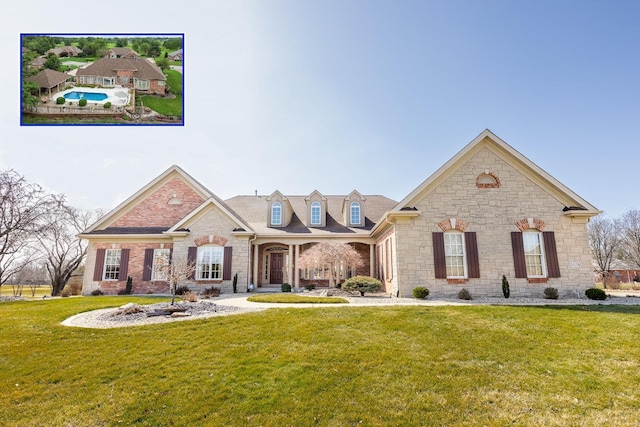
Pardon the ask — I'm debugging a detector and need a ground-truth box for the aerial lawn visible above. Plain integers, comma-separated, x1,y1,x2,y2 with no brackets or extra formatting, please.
1,297,639,426
139,69,183,117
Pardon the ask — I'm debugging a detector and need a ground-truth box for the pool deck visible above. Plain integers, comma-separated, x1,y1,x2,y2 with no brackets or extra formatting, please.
53,86,131,107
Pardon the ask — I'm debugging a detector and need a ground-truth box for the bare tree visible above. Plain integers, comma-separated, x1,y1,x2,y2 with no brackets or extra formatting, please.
297,241,364,287
37,206,101,296
620,209,640,269
0,169,63,290
164,253,196,305
588,215,622,286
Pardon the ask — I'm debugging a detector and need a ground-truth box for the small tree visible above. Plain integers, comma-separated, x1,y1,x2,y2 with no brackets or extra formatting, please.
297,242,364,288
342,276,381,296
164,254,195,305
501,275,510,298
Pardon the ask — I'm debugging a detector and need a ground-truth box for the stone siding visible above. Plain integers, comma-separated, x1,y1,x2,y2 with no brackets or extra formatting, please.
394,146,594,298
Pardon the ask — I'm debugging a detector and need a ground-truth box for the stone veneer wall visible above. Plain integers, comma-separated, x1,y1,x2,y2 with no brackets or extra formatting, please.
394,146,594,298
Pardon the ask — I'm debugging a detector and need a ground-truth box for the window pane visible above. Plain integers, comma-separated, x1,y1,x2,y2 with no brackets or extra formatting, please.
444,232,465,277
272,202,281,225
104,249,121,280
197,246,224,280
523,232,545,276
351,202,360,224
311,202,321,225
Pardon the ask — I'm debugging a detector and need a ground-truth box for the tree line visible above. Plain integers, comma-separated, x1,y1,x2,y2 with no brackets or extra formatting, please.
0,169,101,296
588,209,640,284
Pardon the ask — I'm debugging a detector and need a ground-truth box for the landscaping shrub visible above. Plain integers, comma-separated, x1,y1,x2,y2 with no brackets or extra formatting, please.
181,291,198,302
232,273,238,293
544,287,559,300
458,288,472,300
305,284,316,291
103,101,112,108
78,98,87,107
202,287,220,298
342,276,382,296
125,276,133,295
281,283,292,292
90,289,104,296
56,97,65,105
502,275,510,298
413,286,430,299
175,285,190,295
60,288,71,297
585,288,607,300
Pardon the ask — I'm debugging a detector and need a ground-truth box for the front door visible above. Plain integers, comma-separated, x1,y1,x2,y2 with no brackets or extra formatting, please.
270,253,284,284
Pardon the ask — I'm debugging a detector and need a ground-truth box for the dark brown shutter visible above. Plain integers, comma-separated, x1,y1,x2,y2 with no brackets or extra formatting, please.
223,246,233,280
543,231,561,278
465,232,480,278
142,249,154,281
93,248,106,281
511,232,527,278
119,249,130,281
187,247,197,280
433,232,446,279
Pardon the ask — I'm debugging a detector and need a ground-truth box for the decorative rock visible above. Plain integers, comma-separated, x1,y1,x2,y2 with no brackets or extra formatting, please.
170,312,191,318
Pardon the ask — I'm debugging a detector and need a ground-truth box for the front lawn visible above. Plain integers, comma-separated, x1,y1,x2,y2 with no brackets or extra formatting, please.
139,70,183,117
1,298,639,426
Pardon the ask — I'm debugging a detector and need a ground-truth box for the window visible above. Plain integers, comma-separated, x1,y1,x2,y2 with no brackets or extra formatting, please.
136,79,150,90
152,249,170,281
103,77,114,86
103,249,121,280
444,232,466,278
271,202,282,225
522,231,545,277
311,202,321,225
158,80,165,86
350,202,360,225
197,246,224,280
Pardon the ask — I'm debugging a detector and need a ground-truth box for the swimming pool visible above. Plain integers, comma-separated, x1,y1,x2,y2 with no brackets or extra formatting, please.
64,91,108,101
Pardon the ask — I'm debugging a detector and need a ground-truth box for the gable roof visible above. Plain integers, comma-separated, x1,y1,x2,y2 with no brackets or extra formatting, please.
26,68,71,88
81,165,248,235
106,47,138,57
46,46,83,56
391,129,600,218
76,57,165,81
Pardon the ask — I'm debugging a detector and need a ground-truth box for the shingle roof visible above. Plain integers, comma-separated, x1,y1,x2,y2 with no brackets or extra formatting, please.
76,58,166,81
46,46,83,56
26,68,71,88
225,194,397,235
85,227,170,235
106,47,138,56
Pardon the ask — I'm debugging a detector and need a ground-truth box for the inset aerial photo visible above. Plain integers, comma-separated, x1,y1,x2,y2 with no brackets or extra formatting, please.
21,33,183,125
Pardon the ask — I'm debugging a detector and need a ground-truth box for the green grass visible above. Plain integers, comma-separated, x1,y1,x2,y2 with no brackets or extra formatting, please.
247,293,348,304
2,298,640,426
139,70,183,117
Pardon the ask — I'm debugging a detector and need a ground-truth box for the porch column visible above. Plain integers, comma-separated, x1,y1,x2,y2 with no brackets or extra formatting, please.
370,244,375,277
288,244,294,289
294,244,300,289
252,243,260,288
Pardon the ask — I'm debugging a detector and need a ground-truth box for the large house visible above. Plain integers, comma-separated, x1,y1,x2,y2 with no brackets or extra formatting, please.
75,57,166,95
80,130,600,298
104,47,139,59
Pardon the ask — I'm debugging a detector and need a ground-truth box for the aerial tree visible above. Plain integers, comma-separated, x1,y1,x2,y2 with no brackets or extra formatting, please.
0,170,63,290
620,209,640,269
297,242,364,287
588,215,622,286
163,37,182,51
43,53,61,71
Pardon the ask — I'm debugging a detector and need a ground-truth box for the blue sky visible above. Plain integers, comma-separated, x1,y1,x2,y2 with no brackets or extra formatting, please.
1,1,638,219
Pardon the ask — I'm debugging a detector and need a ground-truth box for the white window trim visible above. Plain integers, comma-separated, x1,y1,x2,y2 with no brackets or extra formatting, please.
271,202,282,226
196,246,224,280
310,201,321,225
522,231,547,278
103,249,121,281
151,248,170,281
350,202,361,225
444,231,467,279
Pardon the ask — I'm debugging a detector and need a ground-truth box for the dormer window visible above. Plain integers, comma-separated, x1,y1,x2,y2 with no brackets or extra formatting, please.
350,202,361,225
311,202,321,225
271,202,282,226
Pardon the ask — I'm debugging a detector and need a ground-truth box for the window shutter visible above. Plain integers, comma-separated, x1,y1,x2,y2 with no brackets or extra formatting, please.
432,232,446,279
187,247,197,280
543,231,561,278
119,249,130,280
93,248,106,281
465,232,480,278
511,232,527,278
223,246,233,280
142,249,154,281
